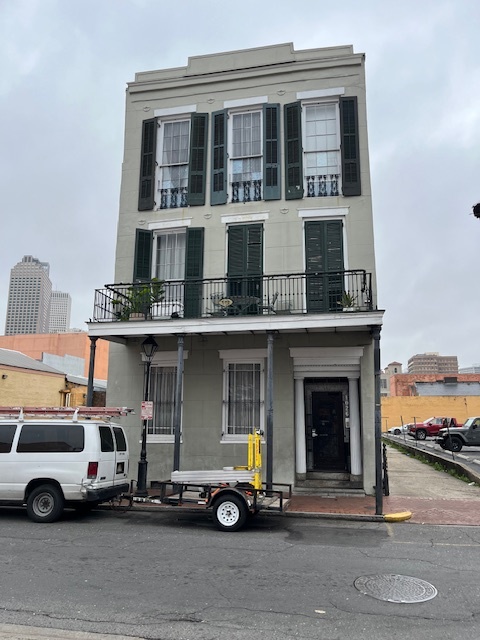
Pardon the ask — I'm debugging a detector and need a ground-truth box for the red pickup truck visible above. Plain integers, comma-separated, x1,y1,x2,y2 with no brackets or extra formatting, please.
407,417,462,440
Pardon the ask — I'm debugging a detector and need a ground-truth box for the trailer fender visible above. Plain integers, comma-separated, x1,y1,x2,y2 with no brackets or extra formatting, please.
208,487,251,511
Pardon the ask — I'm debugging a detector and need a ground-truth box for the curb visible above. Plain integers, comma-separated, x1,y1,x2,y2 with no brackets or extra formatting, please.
384,511,412,522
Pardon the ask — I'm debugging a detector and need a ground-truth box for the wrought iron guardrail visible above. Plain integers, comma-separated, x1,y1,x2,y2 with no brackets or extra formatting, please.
91,270,373,322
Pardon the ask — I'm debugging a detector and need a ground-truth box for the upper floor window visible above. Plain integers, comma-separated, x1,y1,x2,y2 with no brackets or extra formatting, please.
211,104,280,205
157,119,190,209
138,112,208,211
285,96,361,200
230,110,262,203
304,103,340,197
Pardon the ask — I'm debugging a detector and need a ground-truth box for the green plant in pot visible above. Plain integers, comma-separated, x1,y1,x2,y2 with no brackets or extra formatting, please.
112,278,165,321
338,291,357,311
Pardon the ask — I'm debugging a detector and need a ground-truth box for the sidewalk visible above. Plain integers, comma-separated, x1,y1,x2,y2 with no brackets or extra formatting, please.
285,443,480,525
125,443,480,525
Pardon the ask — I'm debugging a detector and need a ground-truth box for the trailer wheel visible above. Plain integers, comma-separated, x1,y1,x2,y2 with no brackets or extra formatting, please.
26,484,64,523
213,495,248,532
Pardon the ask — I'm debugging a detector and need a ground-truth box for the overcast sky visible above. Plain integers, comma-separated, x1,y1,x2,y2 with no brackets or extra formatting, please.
1,0,479,370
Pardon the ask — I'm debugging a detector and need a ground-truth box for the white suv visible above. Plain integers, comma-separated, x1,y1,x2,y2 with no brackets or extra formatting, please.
0,413,129,523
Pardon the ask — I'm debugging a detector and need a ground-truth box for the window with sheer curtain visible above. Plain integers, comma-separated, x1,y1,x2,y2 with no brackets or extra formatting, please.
230,111,262,202
304,103,340,197
147,366,177,439
224,361,263,438
157,119,190,209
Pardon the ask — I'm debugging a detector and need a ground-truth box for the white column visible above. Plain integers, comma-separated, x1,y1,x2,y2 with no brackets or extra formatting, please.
349,377,362,476
294,378,306,475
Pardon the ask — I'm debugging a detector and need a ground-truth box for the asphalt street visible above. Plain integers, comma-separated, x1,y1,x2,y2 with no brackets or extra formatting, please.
1,502,480,640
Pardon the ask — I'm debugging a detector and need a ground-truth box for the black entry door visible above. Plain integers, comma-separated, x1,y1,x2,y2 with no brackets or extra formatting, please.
307,391,346,471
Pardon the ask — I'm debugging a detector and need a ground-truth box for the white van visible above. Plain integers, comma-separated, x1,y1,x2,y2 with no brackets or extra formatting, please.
0,408,130,523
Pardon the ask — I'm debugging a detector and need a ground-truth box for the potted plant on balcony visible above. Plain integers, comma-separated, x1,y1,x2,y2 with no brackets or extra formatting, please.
112,278,165,321
338,291,358,312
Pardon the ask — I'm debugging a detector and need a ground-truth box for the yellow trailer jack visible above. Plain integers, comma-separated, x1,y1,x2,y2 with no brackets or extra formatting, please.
233,429,263,490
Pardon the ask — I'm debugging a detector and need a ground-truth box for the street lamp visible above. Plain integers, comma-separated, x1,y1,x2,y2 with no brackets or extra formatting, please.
136,336,158,496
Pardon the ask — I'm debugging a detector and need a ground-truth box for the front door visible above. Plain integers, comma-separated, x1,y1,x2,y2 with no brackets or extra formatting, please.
306,388,347,472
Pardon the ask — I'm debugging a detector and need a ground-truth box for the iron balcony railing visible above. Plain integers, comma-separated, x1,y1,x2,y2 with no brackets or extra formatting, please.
91,270,373,323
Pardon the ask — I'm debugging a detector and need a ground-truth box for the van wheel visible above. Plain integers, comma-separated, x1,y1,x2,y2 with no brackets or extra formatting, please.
213,495,248,532
27,485,64,523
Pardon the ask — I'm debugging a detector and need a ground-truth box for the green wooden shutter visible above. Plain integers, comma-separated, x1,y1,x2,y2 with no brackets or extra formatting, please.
263,104,281,200
340,97,361,196
284,102,303,200
211,110,228,205
184,227,204,318
227,224,263,300
133,229,153,281
188,113,208,206
138,119,157,211
246,225,263,277
305,221,343,311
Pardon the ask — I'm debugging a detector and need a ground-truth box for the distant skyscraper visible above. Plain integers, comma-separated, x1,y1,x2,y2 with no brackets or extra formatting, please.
408,352,458,374
5,255,52,335
48,291,72,333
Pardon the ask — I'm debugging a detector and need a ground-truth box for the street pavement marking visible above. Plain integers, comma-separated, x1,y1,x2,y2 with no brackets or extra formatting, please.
0,624,145,640
392,540,480,547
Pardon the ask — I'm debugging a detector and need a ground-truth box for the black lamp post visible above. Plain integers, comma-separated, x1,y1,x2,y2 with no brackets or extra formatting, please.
136,336,158,496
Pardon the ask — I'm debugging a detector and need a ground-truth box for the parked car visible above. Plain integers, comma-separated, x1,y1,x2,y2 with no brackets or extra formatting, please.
0,409,130,523
407,417,462,440
436,416,480,452
387,425,409,436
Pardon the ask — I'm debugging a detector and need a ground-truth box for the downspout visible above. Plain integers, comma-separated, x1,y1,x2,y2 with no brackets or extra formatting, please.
266,331,274,491
86,337,98,407
173,334,185,472
371,325,383,515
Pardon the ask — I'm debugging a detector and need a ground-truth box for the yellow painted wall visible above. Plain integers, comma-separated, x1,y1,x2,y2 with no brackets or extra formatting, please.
381,396,480,431
0,366,65,406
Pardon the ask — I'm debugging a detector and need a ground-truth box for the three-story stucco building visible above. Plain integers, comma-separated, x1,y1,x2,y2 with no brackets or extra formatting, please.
88,42,384,496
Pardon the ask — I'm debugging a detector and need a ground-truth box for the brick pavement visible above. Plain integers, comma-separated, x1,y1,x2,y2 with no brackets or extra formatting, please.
124,443,480,525
285,443,480,525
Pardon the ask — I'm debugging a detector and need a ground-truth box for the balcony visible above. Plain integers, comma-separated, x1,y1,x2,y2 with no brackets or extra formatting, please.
91,270,373,323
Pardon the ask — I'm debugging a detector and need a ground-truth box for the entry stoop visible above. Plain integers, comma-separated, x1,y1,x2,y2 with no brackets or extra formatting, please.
294,472,364,496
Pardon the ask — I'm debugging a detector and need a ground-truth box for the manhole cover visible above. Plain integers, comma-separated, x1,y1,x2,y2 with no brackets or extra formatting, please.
354,574,437,603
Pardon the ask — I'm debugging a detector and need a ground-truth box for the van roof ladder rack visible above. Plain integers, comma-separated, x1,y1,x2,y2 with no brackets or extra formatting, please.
0,407,134,421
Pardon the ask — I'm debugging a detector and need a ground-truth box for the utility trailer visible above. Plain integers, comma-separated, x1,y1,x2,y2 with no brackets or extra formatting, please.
122,432,292,532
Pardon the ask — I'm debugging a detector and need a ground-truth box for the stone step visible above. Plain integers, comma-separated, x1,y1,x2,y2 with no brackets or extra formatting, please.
293,486,366,497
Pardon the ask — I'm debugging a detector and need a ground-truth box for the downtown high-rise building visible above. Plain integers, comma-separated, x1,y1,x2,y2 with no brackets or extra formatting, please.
48,291,72,333
5,255,52,335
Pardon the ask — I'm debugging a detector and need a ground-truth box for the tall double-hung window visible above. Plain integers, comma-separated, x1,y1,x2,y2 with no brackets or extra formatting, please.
304,103,340,197
158,119,190,209
211,103,281,205
147,365,177,440
231,111,262,203
138,112,208,211
133,227,205,319
221,352,265,440
284,95,361,200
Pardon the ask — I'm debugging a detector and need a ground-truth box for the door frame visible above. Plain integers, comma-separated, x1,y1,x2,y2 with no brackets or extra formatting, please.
304,379,349,472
